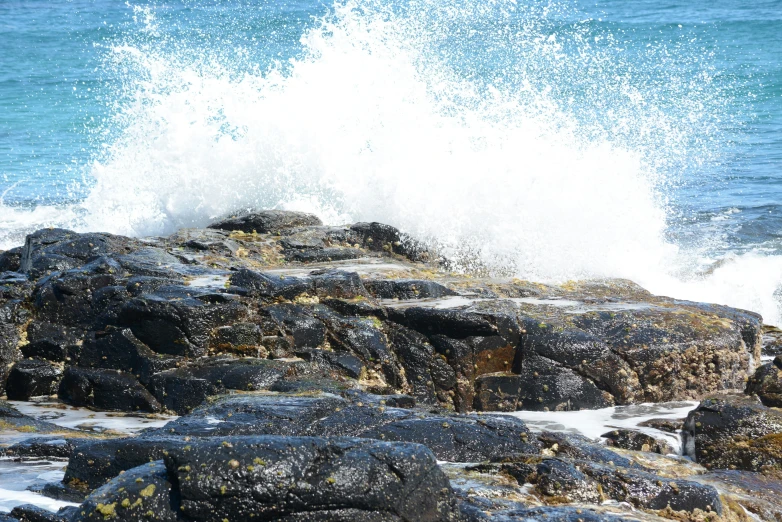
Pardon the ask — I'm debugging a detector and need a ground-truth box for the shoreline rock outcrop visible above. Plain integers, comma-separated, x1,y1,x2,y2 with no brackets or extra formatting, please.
0,210,776,522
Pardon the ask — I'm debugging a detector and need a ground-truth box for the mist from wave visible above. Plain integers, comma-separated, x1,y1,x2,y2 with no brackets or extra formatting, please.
2,0,781,325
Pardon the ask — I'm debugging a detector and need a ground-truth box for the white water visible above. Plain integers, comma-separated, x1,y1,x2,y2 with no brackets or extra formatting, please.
507,401,698,456
2,0,781,325
0,401,176,514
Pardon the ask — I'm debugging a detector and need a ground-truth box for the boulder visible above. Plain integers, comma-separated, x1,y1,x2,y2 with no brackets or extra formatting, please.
4,437,74,460
230,269,314,300
64,436,189,490
70,461,183,521
33,257,123,327
5,359,62,400
684,394,782,471
78,328,181,384
746,358,782,407
58,367,161,413
208,210,322,234
286,248,366,263
517,294,762,405
117,286,246,357
473,373,522,412
209,322,264,356
0,298,31,395
9,505,68,522
516,354,612,411
0,246,22,272
364,279,457,300
146,357,295,414
22,321,82,362
21,229,137,278
163,436,460,521
348,222,426,261
602,428,675,454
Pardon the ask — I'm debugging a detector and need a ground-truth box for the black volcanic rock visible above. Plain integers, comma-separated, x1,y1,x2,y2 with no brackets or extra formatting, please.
164,436,460,522
70,460,184,522
5,359,61,400
58,367,161,413
684,394,782,471
208,209,322,234
746,359,782,407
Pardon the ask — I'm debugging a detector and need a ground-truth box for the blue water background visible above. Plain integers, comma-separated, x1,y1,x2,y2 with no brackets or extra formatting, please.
1,0,781,254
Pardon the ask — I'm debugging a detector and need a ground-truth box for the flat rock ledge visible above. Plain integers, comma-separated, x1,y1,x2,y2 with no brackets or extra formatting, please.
0,210,776,521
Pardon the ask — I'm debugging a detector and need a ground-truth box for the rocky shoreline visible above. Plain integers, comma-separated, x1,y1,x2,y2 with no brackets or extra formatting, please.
0,210,779,521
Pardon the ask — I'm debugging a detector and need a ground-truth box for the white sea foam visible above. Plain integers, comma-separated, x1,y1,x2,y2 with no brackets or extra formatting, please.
1,0,780,324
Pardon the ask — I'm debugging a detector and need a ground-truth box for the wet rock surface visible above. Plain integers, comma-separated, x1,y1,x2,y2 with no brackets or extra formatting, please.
684,393,782,472
0,214,776,520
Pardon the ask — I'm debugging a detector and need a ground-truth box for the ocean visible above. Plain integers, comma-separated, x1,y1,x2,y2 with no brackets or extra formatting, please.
2,0,782,324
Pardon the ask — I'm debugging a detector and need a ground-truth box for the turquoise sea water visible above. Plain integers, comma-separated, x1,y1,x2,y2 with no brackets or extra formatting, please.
2,0,782,323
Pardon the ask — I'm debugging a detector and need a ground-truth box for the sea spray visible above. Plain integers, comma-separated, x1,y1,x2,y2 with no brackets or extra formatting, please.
2,0,781,324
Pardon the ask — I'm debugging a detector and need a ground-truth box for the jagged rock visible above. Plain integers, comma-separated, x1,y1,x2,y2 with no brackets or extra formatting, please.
310,270,369,299
208,209,322,234
78,328,181,385
58,367,161,413
286,247,366,263
230,269,314,299
517,353,612,411
5,359,62,400
348,222,426,261
4,437,74,460
0,298,31,395
129,393,538,463
516,293,762,405
169,228,242,257
22,321,82,362
360,415,538,462
9,504,67,522
113,248,183,279
160,394,350,438
209,322,264,356
762,324,782,357
602,428,675,454
364,279,457,300
473,373,522,412
387,324,446,405
70,460,183,521
389,306,504,340
746,359,782,407
30,482,86,503
163,436,460,521
684,394,782,471
535,431,639,469
117,286,246,357
297,349,365,379
146,358,297,414
125,275,185,297
261,304,327,350
0,246,22,272
21,229,137,278
33,257,123,327
533,457,721,513
318,312,403,389
64,436,189,490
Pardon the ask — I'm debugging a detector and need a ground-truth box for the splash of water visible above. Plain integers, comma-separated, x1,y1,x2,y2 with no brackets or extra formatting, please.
3,0,782,324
